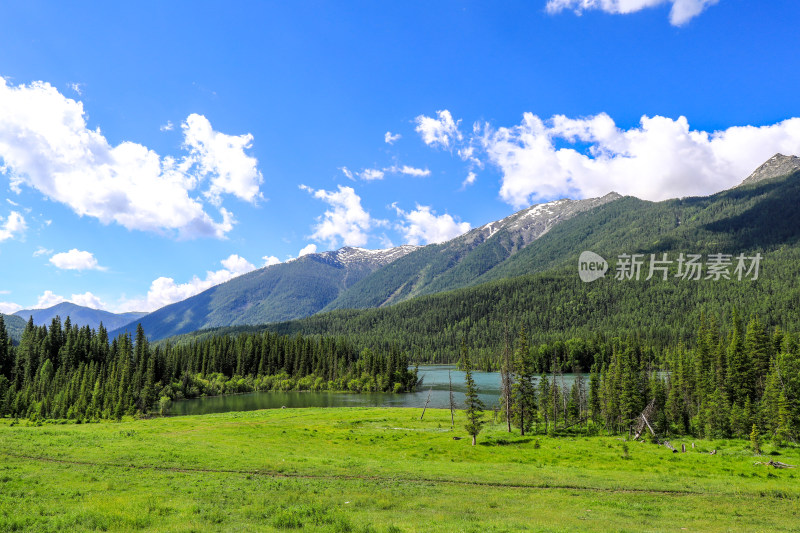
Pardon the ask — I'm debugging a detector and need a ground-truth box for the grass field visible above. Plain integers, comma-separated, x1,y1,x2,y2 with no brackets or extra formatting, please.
1,407,798,532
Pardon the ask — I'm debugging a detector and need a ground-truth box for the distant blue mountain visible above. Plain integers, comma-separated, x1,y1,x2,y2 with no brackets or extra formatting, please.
14,302,147,332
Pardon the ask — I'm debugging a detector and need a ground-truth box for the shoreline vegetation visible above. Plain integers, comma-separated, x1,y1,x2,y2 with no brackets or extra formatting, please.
0,308,797,448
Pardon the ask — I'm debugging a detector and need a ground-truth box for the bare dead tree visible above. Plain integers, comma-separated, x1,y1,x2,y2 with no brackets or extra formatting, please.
420,383,433,420
448,370,455,428
632,398,657,440
551,353,559,431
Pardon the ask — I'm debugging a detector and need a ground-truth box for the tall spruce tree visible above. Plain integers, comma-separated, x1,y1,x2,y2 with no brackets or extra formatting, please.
511,326,536,435
461,342,485,446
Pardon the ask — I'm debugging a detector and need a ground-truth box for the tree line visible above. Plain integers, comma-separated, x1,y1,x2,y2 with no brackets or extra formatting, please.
483,311,799,444
0,316,417,421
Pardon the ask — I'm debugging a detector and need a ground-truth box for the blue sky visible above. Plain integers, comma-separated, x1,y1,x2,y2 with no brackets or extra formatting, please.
1,0,799,314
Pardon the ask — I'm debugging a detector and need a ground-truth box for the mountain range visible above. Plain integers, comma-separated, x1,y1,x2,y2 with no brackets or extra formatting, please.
12,153,800,349
109,245,419,339
160,153,800,362
14,302,147,332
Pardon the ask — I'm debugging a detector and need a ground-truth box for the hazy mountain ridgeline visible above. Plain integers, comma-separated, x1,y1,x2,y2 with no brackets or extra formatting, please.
110,245,419,341
167,158,800,363
14,302,147,333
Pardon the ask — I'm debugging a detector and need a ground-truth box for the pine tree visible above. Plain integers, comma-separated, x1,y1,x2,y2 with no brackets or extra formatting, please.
511,326,536,436
461,342,484,446
0,316,11,379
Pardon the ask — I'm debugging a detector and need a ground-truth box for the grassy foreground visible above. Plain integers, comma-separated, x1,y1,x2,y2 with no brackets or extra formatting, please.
1,408,798,532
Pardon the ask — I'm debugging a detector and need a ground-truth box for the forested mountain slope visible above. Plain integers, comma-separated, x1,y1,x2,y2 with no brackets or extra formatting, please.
167,163,800,363
0,314,26,344
112,246,417,340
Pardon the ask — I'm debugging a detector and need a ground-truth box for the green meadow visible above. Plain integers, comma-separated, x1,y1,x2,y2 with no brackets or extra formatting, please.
1,407,798,532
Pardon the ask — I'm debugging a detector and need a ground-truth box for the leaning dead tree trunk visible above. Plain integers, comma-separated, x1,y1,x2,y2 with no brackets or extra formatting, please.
560,416,590,431
420,384,433,420
663,440,678,453
633,398,657,440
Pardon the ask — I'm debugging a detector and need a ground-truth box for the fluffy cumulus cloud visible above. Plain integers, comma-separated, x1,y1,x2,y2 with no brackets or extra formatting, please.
183,113,263,205
481,113,800,207
32,290,106,310
49,248,105,271
117,254,257,312
393,204,471,245
0,78,262,239
360,168,385,181
0,210,26,242
298,244,317,257
262,255,281,267
0,301,22,314
301,185,383,247
545,0,720,26
415,110,462,149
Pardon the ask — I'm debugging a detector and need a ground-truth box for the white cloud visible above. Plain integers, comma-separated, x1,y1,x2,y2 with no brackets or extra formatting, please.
301,185,383,247
116,254,257,313
480,112,800,207
360,168,385,181
49,248,106,271
0,211,26,242
183,113,263,205
262,255,281,267
462,172,477,188
298,244,317,257
339,167,355,181
393,204,471,245
160,121,174,132
388,165,431,177
68,82,83,96
220,253,256,274
35,290,67,309
0,302,22,314
385,131,402,144
0,78,261,239
344,165,431,181
70,291,106,309
545,0,719,26
33,246,53,257
29,290,107,311
415,110,463,149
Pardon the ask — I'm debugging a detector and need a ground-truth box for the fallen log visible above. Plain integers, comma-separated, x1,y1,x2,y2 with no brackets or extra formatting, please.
755,460,796,469
663,440,678,453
